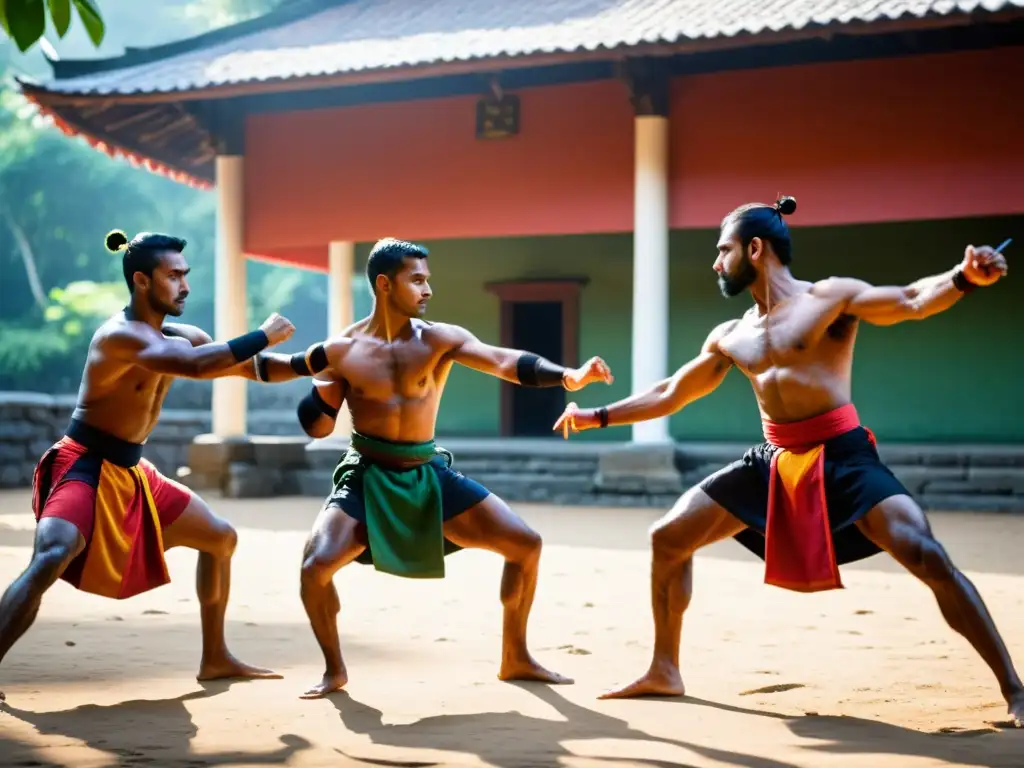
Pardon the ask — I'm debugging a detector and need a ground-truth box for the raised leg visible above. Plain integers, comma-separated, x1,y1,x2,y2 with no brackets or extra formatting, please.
856,495,1024,726
0,517,84,691
298,503,366,699
599,485,746,700
442,494,571,684
161,494,280,681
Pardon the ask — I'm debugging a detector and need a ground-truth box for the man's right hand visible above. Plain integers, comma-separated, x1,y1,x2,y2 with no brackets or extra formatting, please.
553,402,601,439
260,313,296,345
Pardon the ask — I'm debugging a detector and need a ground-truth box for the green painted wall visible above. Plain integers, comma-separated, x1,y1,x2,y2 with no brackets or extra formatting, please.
355,214,1023,444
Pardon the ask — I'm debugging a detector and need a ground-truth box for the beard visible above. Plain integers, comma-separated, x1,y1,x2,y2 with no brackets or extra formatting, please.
151,293,184,317
718,251,757,298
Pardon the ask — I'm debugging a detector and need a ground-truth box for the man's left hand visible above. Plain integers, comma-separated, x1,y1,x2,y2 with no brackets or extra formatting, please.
563,356,613,392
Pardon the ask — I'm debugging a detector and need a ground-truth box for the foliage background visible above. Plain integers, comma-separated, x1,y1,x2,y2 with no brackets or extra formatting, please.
0,0,371,409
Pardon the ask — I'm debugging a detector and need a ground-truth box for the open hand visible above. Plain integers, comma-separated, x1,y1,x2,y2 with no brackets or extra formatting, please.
260,313,295,345
562,356,613,392
962,244,1008,287
553,402,600,439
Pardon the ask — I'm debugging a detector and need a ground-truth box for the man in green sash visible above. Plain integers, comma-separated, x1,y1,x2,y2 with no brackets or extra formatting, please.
283,237,613,699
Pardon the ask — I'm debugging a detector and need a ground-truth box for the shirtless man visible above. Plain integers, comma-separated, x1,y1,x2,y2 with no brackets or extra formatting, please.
273,237,613,699
0,229,305,695
554,197,1023,725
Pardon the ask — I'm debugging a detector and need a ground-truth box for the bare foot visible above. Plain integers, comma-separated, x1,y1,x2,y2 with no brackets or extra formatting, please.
598,663,685,700
300,671,348,699
197,652,282,681
499,655,573,684
1007,691,1024,728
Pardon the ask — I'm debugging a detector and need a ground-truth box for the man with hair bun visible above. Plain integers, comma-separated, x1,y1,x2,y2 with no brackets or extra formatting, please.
556,197,1023,725
0,229,300,695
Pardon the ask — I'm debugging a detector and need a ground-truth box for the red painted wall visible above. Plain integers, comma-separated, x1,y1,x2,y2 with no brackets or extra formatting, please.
670,46,1024,228
244,46,1024,262
244,80,635,256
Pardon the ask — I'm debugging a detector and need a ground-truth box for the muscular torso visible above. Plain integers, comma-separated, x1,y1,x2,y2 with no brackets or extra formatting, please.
71,314,190,444
326,319,459,442
717,279,859,422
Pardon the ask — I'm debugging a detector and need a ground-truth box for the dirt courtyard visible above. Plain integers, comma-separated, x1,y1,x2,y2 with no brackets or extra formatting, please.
0,488,1022,767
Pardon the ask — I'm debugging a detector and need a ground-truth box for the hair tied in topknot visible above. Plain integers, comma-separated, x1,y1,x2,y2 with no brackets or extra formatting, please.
774,196,797,217
105,229,129,254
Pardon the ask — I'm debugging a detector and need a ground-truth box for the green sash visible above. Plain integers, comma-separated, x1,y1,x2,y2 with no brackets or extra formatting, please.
331,432,452,579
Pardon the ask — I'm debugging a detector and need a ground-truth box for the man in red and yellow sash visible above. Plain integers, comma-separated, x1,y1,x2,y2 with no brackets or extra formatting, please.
0,230,304,698
555,197,1023,727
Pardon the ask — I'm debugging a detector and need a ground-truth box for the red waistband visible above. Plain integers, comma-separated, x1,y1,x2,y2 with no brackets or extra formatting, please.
762,403,861,450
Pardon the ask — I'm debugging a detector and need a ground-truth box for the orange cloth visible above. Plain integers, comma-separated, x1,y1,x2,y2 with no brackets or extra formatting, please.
32,437,174,599
762,404,875,593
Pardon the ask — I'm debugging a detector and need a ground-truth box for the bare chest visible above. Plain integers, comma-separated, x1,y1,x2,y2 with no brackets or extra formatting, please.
342,339,444,402
720,303,854,374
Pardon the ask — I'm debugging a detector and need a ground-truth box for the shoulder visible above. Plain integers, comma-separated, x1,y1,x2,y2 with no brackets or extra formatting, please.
703,317,741,349
162,322,213,346
810,276,871,301
423,321,475,348
94,318,168,357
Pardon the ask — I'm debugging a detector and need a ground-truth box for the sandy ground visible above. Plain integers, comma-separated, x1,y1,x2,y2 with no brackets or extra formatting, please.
0,489,1022,768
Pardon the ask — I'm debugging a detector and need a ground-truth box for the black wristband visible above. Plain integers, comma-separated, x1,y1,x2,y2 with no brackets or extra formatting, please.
289,343,329,376
597,407,609,428
227,330,269,362
952,268,977,294
516,352,566,388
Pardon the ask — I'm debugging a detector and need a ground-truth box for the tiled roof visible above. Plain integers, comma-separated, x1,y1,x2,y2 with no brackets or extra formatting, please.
28,0,1024,96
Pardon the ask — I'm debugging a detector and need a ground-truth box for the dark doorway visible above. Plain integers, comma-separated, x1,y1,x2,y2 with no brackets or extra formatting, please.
510,301,564,436
485,278,588,438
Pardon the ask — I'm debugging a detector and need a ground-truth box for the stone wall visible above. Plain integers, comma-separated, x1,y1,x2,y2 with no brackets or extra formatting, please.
3,391,1023,513
0,392,301,489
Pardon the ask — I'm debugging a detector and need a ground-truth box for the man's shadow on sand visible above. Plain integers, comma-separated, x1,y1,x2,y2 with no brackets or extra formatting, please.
330,683,1023,768
0,681,311,767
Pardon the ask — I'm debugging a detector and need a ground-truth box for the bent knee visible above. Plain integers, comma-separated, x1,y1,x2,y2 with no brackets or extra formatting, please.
897,533,955,584
208,522,238,558
300,546,346,587
30,542,78,586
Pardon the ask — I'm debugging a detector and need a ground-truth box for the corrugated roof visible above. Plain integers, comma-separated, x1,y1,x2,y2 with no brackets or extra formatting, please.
28,0,1024,97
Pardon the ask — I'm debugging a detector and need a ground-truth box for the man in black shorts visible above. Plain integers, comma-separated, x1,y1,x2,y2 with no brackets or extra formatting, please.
555,197,1023,727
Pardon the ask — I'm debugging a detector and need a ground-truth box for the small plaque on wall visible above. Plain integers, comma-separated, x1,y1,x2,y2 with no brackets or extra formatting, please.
476,94,520,139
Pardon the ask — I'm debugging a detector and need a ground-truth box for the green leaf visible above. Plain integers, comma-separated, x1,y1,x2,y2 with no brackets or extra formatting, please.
44,305,66,321
46,0,70,37
70,0,102,46
6,0,47,53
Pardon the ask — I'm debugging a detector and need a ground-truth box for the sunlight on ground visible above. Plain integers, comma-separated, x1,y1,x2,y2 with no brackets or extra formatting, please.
1,489,1023,767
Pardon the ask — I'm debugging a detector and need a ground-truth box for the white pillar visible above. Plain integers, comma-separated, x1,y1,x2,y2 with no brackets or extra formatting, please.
328,241,354,438
211,155,247,437
631,114,671,444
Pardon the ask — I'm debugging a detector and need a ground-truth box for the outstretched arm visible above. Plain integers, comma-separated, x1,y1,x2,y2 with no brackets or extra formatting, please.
104,314,293,378
163,324,332,382
829,243,1008,326
442,324,612,391
554,320,735,435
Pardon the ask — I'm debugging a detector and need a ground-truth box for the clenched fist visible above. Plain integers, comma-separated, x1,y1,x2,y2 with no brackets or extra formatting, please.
562,356,614,392
961,243,1009,288
260,313,296,345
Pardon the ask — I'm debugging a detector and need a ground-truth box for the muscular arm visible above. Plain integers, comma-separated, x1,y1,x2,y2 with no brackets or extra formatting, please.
443,325,568,387
105,323,270,378
162,324,330,382
826,268,965,327
598,321,736,427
